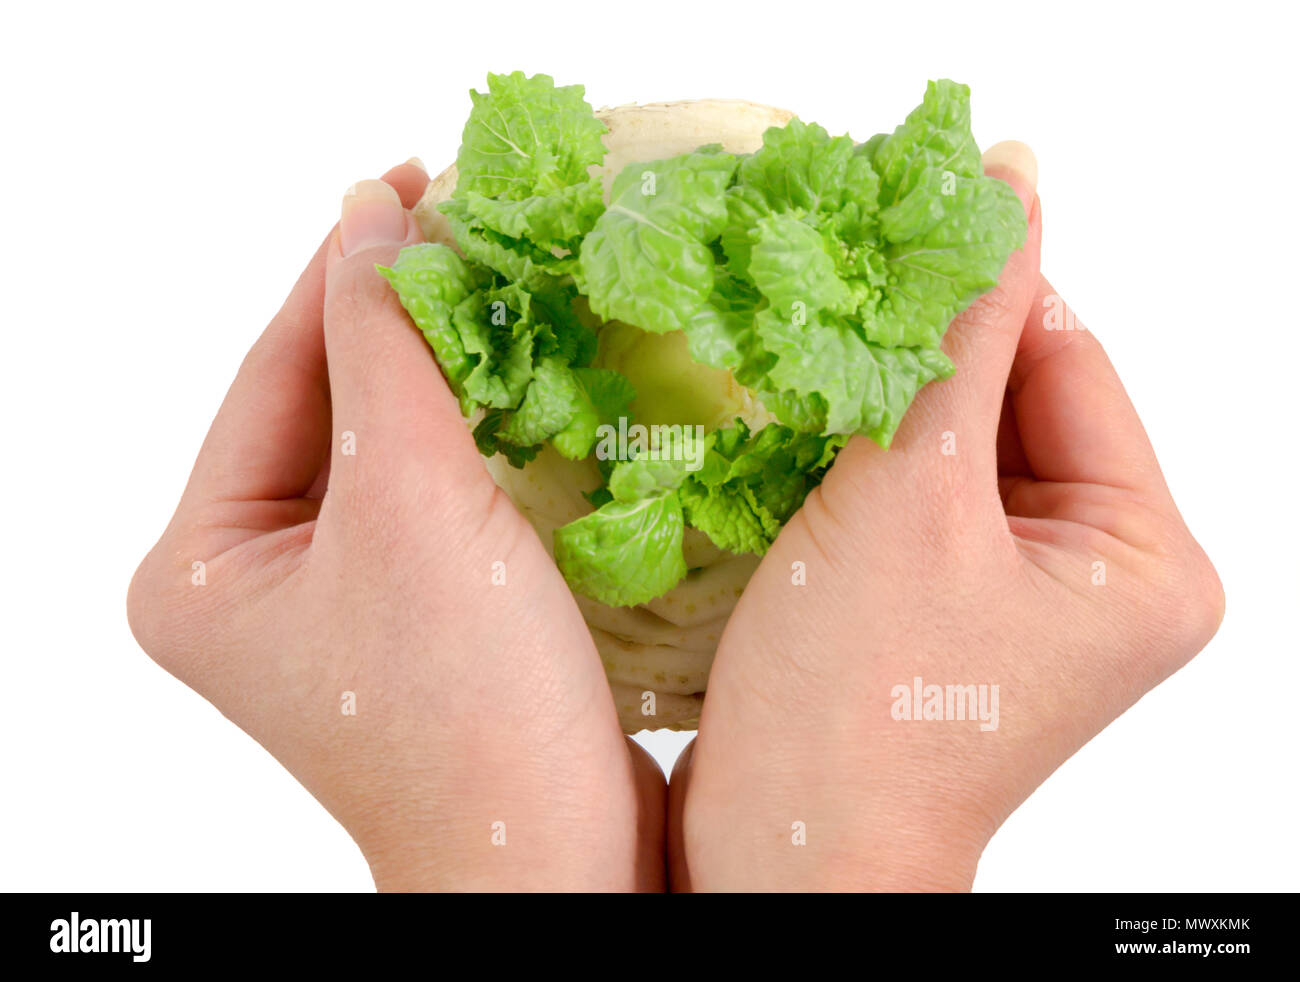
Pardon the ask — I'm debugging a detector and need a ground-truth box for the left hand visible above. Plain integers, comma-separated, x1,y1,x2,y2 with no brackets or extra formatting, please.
669,145,1223,891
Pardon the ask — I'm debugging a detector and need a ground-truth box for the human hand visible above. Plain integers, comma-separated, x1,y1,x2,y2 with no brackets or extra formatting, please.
670,143,1224,891
128,162,665,891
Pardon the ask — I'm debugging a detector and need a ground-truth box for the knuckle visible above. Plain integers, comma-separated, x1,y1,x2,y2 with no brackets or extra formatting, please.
442,480,531,561
329,261,402,333
125,558,163,654
127,534,239,684
788,484,860,579
1168,542,1225,648
1141,534,1225,654
962,281,1020,331
328,457,510,568
817,438,994,568
126,546,197,670
801,471,980,582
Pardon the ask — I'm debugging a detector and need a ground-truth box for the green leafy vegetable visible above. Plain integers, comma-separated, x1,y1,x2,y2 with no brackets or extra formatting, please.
873,79,982,206
443,71,607,248
553,494,688,607
579,148,738,334
381,71,1027,606
376,244,492,395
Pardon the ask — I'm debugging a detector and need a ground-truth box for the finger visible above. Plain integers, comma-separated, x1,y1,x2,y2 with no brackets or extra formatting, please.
183,231,334,507
816,145,1042,527
995,386,1032,479
320,179,485,505
302,160,425,505
666,738,696,892
898,142,1042,477
1008,275,1168,493
381,158,430,210
181,162,431,509
626,737,669,892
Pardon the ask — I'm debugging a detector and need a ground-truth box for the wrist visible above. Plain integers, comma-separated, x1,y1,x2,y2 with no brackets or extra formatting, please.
683,812,986,892
353,797,651,892
680,745,996,892
683,820,987,892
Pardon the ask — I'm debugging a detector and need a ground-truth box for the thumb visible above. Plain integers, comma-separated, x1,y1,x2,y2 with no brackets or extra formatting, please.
321,180,487,511
895,141,1043,473
814,142,1043,531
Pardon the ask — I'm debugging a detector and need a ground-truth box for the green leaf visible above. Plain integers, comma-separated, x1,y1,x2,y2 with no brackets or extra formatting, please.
673,421,843,555
679,480,779,557
532,283,597,366
874,175,1027,347
756,307,954,446
876,168,951,243
555,367,636,460
683,268,774,386
873,79,982,207
452,286,536,412
583,485,614,508
858,132,889,163
380,237,634,463
441,71,607,249
736,119,861,214
376,243,492,392
579,148,738,335
494,361,635,461
554,494,688,606
440,198,575,287
573,367,636,430
748,212,856,317
473,411,541,468
706,79,1025,429
456,184,604,250
721,119,878,278
758,388,829,434
497,357,582,448
607,446,700,503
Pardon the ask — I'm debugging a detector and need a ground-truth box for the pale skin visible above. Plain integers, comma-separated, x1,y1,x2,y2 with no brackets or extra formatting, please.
128,148,1223,892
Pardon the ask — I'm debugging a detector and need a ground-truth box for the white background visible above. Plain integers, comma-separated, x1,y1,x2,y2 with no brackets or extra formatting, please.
2,0,1296,891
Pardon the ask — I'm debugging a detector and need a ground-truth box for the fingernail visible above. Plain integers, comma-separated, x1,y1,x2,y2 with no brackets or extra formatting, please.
405,156,427,173
982,140,1038,212
340,179,407,256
